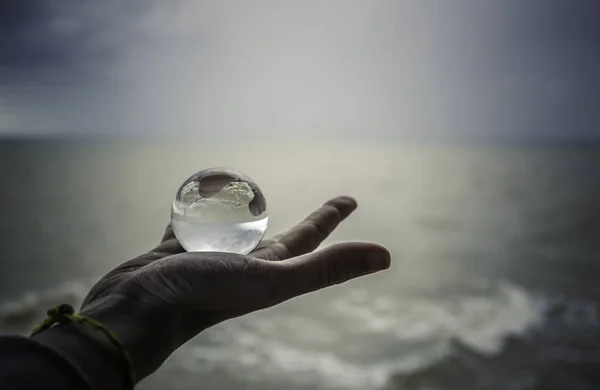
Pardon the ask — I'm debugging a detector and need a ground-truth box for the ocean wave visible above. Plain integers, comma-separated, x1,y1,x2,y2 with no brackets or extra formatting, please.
178,325,436,390
7,277,594,390
383,297,600,390
164,281,548,390
332,281,547,355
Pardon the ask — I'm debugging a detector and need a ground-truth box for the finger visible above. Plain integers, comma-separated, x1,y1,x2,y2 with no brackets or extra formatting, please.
251,196,358,260
153,238,184,256
263,242,391,306
154,223,185,256
161,223,176,242
159,224,184,253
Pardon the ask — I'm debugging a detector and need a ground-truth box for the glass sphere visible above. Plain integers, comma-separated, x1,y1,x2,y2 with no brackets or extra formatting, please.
171,167,268,254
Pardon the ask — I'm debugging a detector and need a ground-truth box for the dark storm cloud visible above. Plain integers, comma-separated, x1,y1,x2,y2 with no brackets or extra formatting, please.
0,0,146,80
0,0,65,68
0,0,149,133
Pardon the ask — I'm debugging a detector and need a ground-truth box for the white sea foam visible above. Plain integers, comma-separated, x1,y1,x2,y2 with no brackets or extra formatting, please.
333,281,547,355
169,281,548,390
181,328,406,390
0,277,550,389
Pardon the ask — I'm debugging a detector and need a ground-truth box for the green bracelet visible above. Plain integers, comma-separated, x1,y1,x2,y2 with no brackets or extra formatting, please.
30,303,135,389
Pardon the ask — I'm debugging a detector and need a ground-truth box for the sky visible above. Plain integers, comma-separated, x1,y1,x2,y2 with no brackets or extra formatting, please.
0,0,599,140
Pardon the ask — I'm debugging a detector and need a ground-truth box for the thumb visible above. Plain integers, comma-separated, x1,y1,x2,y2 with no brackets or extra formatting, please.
266,242,391,305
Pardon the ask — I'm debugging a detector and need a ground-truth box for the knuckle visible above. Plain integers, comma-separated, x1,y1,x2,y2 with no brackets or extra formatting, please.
239,256,262,276
307,206,341,237
300,222,319,236
299,223,322,247
323,204,343,221
273,243,294,259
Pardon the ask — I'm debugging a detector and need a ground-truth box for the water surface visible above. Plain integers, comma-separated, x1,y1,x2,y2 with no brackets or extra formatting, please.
1,140,599,390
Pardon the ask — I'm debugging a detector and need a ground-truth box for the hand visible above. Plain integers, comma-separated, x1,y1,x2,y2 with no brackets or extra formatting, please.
73,196,391,383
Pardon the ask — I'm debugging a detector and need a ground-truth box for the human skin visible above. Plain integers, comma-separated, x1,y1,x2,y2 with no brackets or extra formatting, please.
33,196,391,389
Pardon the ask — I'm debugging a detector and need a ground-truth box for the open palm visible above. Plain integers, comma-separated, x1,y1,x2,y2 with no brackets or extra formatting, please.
79,196,391,382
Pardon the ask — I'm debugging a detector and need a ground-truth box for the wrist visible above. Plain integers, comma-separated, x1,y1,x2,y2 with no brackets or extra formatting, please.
80,294,180,381
33,320,128,390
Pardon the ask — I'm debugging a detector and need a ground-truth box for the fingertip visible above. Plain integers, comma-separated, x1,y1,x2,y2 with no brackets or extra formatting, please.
327,241,387,252
325,196,358,218
367,247,391,271
324,242,391,272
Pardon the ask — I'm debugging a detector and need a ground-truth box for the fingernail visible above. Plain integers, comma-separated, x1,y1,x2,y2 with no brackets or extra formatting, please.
368,250,391,271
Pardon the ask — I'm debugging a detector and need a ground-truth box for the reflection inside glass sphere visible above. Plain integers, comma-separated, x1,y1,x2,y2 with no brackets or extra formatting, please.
171,167,268,254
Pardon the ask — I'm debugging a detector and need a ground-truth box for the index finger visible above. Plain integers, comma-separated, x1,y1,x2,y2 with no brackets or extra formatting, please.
161,223,176,242
251,196,358,260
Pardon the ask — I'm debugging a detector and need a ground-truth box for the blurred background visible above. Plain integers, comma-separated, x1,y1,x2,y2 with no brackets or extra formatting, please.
1,1,600,389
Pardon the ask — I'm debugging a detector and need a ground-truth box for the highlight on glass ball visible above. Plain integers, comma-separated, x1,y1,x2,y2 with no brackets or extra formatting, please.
171,167,268,255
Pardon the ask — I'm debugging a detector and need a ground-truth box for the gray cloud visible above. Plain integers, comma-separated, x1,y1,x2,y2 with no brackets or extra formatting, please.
0,0,146,76
0,0,599,139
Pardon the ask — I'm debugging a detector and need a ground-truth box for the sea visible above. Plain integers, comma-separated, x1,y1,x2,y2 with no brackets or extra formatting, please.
0,139,599,390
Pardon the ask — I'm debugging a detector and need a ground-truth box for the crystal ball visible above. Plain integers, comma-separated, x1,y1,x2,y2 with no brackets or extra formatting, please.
171,167,268,254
